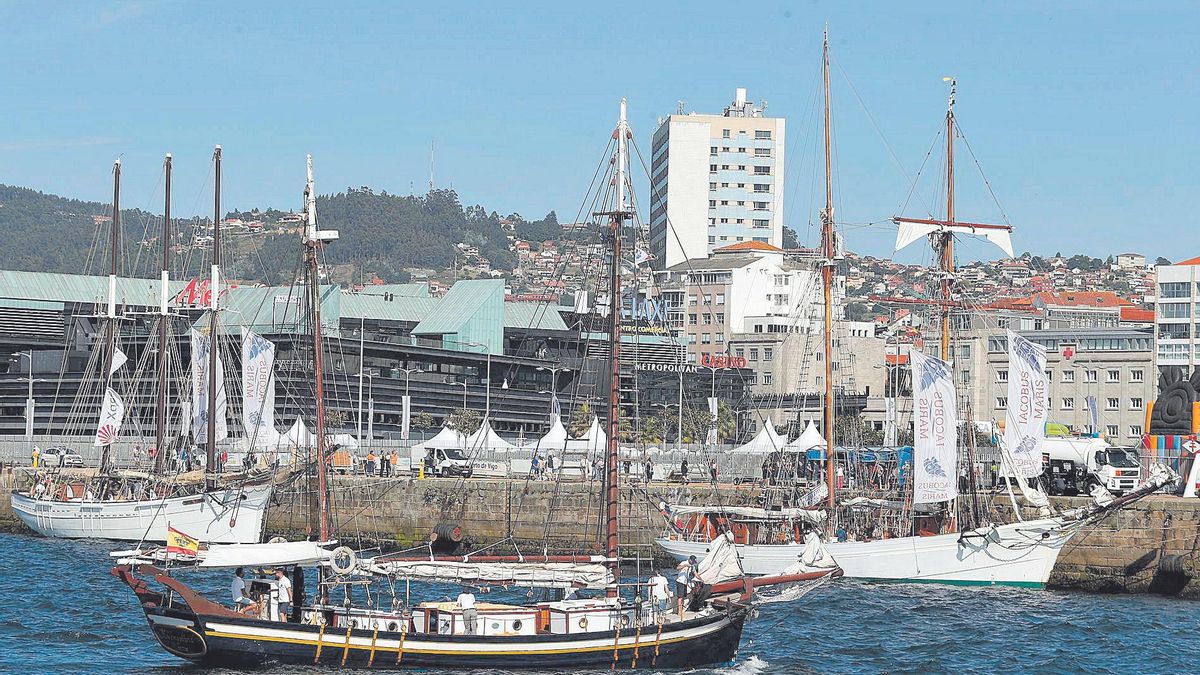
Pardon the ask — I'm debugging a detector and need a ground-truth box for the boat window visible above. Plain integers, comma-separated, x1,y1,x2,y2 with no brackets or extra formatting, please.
443,449,467,461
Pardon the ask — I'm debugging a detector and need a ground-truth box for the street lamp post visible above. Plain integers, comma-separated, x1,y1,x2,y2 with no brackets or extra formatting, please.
455,381,468,411
459,341,492,420
699,365,719,445
396,367,419,440
536,366,570,421
15,351,42,443
365,373,375,442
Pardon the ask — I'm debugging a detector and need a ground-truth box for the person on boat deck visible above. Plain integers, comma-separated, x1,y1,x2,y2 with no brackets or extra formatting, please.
275,569,293,621
675,556,697,619
231,567,249,608
648,571,670,618
456,587,478,635
32,480,47,499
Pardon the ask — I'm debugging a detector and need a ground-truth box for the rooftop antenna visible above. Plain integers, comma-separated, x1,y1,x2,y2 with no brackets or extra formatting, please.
676,100,685,115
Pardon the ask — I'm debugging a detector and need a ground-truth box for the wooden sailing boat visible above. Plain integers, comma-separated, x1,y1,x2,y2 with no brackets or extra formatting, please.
657,33,1177,588
10,150,273,544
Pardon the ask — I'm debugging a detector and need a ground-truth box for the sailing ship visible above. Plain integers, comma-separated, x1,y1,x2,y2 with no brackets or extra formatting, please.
656,31,1179,587
10,149,274,544
113,116,840,669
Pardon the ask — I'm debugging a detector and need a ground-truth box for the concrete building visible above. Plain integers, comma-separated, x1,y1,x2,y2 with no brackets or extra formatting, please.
1155,256,1200,373
649,88,786,269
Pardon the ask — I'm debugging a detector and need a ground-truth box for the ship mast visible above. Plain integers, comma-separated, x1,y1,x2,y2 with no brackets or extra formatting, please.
98,159,121,476
599,99,631,595
940,79,955,362
154,153,172,474
304,155,336,541
206,146,222,490
820,29,837,512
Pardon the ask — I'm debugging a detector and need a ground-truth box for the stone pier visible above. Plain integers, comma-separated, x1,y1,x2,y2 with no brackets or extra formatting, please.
3,467,1199,598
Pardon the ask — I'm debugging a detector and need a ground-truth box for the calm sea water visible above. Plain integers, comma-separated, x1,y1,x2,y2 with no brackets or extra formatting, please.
0,532,1191,674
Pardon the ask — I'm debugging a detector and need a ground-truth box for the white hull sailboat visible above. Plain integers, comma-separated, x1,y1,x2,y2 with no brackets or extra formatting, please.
11,483,272,544
658,517,1070,587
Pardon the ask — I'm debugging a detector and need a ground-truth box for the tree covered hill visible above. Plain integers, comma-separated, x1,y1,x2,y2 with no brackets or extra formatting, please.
0,183,556,284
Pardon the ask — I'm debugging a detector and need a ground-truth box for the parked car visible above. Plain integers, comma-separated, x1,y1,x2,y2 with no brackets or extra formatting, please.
41,446,84,468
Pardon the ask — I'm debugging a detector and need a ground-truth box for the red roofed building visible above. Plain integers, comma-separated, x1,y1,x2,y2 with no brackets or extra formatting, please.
1119,306,1155,327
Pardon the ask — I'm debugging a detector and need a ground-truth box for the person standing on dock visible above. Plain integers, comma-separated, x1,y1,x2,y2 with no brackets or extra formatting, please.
30,447,39,468
365,450,376,477
380,449,391,477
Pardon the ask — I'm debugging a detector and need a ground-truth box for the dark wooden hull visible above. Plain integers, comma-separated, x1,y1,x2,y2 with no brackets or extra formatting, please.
138,604,746,670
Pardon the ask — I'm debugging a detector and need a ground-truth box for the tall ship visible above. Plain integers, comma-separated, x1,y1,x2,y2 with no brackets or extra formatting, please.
11,149,274,544
656,31,1178,587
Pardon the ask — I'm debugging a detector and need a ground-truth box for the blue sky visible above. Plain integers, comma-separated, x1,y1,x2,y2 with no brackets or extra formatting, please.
1,1,1196,260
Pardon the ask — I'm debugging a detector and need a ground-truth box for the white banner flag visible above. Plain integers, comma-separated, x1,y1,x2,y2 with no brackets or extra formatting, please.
1005,330,1048,478
241,330,277,448
109,345,128,375
400,394,411,441
706,396,719,445
190,327,228,444
911,350,958,503
94,387,125,446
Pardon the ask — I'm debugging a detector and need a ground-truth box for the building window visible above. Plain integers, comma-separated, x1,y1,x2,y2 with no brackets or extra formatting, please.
754,184,770,193
721,182,730,187
716,293,726,304
996,397,1008,409
960,370,971,385
736,200,745,206
708,236,716,244
1160,281,1191,298
1062,397,1075,410
737,165,746,171
721,165,730,170
738,147,747,153
710,146,717,155
1106,397,1119,410
1085,370,1097,383
716,333,725,344
749,348,759,361
1131,369,1144,382
763,372,774,385
764,347,773,361
688,314,697,325
720,218,729,224
716,313,725,324
1063,370,1075,383
709,182,717,190
752,219,769,228
1106,369,1120,382
702,294,712,304
720,200,729,206
754,166,771,175
1105,424,1118,437
703,313,712,325
1130,425,1143,437
687,334,697,344
689,295,698,306
709,200,716,207
1131,397,1144,410
997,370,1008,383
1044,370,1053,382
735,348,745,358
701,333,711,344
754,201,769,210
737,183,746,188
722,129,730,139
709,164,717,173
754,148,771,157
755,130,771,139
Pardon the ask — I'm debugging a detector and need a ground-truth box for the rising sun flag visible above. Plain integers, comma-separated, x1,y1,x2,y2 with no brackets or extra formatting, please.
165,525,199,556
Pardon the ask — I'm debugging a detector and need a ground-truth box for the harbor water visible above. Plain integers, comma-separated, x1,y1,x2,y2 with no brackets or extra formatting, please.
0,532,1191,674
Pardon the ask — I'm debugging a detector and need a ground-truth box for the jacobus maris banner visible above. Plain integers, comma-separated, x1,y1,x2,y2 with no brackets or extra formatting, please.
242,330,277,448
1005,330,1048,478
911,350,958,504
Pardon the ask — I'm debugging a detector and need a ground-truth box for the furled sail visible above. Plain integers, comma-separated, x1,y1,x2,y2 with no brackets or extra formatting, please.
363,559,612,590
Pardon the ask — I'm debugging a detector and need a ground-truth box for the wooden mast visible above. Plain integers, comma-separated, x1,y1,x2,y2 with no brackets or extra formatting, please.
602,99,630,595
206,146,222,490
940,78,955,363
154,153,172,474
98,159,121,476
304,155,333,542
821,28,837,511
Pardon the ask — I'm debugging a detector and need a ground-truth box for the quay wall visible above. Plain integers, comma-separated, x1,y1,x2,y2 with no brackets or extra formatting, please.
4,467,1200,598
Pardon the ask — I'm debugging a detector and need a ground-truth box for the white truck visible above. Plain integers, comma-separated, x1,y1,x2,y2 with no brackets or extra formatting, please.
1039,436,1141,496
411,446,473,478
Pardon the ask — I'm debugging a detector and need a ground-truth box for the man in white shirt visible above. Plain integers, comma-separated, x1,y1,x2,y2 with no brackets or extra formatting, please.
675,556,697,619
231,567,248,608
648,572,670,619
456,588,477,635
275,569,293,621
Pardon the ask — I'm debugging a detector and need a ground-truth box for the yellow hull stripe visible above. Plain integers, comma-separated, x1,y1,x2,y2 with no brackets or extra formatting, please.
204,627,702,656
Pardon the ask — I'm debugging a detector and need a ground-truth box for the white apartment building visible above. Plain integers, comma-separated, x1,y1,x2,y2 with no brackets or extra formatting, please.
649,88,786,269
1155,255,1200,372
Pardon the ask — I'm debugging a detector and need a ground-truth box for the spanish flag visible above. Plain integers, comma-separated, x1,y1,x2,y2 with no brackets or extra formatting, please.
166,525,199,556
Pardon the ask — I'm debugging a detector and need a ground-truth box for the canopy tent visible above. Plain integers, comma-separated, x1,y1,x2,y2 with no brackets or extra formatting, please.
275,417,315,448
785,421,826,453
530,415,569,450
578,416,607,455
731,418,788,454
462,419,517,453
667,504,827,526
413,425,465,453
328,433,359,450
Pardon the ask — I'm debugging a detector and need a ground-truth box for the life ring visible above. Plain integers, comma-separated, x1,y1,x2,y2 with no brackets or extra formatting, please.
268,535,288,544
578,617,589,630
330,546,357,575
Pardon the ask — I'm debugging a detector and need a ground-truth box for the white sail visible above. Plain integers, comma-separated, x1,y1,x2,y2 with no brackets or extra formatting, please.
1005,330,1048,478
93,387,125,447
894,219,1014,258
191,327,228,443
241,330,277,448
365,559,612,590
109,345,128,375
910,350,958,503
